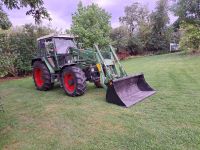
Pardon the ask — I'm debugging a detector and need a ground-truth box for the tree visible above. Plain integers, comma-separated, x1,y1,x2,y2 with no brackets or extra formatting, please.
0,4,12,29
171,0,200,25
171,0,200,53
118,3,152,54
0,0,50,28
179,22,200,53
110,25,130,50
71,2,111,48
136,13,152,51
147,0,170,51
111,25,146,55
119,2,149,33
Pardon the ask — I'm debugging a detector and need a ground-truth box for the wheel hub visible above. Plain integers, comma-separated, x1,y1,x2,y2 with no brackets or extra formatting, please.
68,80,74,85
34,68,44,87
64,73,75,93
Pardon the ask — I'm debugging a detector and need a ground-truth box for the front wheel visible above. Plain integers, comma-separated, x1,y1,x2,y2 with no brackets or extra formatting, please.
62,66,86,96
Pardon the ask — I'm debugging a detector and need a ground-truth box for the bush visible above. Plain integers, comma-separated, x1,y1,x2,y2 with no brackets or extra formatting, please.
0,30,36,76
0,24,56,77
10,33,37,74
0,51,18,77
179,22,200,53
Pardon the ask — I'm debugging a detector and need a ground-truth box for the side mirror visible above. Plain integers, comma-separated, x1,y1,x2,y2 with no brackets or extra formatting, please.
47,43,54,50
66,47,72,54
77,43,83,49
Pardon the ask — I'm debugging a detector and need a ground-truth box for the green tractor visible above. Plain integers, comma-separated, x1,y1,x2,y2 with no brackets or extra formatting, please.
32,34,155,107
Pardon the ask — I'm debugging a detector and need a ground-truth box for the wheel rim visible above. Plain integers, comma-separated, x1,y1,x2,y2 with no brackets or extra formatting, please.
34,68,44,87
64,73,75,93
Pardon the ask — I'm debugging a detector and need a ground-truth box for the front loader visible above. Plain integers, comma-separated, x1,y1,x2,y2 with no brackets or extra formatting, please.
32,34,155,107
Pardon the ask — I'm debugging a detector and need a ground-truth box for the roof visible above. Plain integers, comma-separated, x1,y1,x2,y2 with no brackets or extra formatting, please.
37,34,75,41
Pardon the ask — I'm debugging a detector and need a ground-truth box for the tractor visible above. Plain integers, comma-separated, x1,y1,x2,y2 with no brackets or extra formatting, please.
32,34,155,107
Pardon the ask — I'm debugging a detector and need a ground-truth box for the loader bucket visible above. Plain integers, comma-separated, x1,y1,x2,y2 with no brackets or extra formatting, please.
106,74,156,107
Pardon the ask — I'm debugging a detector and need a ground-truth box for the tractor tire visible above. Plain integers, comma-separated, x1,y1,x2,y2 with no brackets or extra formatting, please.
33,61,53,91
94,80,102,88
62,66,86,96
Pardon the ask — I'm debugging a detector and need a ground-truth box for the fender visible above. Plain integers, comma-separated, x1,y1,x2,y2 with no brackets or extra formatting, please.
61,63,76,71
31,57,55,74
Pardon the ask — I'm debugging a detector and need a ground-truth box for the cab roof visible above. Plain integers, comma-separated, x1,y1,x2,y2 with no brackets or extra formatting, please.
37,34,75,41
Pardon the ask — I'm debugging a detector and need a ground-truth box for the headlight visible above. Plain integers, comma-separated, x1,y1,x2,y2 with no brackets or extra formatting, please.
91,68,95,72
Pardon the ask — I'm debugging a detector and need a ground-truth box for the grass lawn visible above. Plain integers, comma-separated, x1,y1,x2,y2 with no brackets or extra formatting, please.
0,53,200,150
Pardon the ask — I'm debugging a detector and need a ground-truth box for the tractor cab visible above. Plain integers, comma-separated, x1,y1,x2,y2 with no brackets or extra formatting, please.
36,34,77,69
37,34,77,54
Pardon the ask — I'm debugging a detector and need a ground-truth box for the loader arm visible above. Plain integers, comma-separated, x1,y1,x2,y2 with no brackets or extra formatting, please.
94,44,156,107
71,44,156,107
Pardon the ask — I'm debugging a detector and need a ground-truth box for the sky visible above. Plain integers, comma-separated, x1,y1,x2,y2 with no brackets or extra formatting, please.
4,0,177,31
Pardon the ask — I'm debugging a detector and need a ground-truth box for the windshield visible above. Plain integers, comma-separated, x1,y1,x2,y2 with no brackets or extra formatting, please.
54,38,76,54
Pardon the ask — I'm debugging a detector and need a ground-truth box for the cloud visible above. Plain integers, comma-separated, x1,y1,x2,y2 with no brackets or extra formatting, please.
6,8,70,31
80,0,119,7
112,22,120,28
92,0,117,7
5,0,177,30
7,9,35,26
43,11,71,30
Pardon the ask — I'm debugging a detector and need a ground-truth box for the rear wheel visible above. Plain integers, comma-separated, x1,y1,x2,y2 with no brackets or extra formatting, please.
62,66,86,96
33,61,53,91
